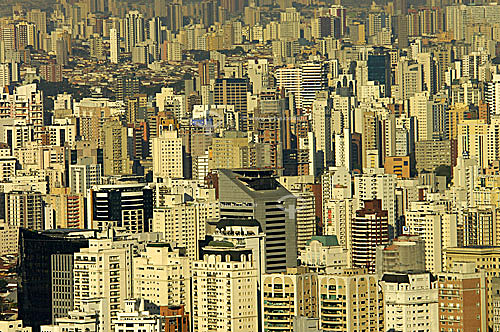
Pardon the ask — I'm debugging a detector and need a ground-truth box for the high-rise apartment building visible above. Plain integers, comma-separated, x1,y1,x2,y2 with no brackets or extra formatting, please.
437,262,488,332
133,243,191,312
381,272,438,332
192,246,258,332
262,267,318,331
102,120,130,176
318,268,384,331
152,130,184,180
352,199,389,272
124,11,144,53
110,28,119,64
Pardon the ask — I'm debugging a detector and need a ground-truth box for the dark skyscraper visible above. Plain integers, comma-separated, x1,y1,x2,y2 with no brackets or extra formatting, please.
18,229,93,332
367,50,392,97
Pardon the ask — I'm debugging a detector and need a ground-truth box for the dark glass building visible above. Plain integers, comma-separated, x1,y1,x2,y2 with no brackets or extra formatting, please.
17,228,94,332
367,50,391,97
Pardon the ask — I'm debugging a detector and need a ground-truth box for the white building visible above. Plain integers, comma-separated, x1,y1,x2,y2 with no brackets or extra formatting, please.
152,130,183,180
298,235,348,273
113,299,163,332
0,321,32,332
192,249,258,332
73,237,134,331
133,243,191,312
110,28,120,64
381,272,439,332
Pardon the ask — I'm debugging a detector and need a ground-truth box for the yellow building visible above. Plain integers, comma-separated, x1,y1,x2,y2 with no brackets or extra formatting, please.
262,267,318,331
318,268,384,332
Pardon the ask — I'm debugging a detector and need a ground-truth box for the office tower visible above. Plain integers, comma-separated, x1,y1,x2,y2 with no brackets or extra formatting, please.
69,163,101,194
380,272,438,332
102,120,130,176
109,28,119,64
192,244,258,332
375,235,426,278
218,169,297,273
244,6,261,26
28,9,47,35
437,262,488,332
18,229,92,331
5,191,44,230
318,269,384,331
415,140,452,172
124,11,144,53
352,199,389,272
298,235,348,273
133,243,191,312
115,75,139,102
88,183,153,232
73,237,134,331
311,91,332,174
198,60,220,86
367,50,391,96
262,267,318,331
446,247,500,330
152,130,184,180
301,62,327,109
51,254,75,323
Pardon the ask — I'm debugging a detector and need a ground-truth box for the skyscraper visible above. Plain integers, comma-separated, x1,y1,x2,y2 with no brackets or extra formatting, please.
214,78,248,131
352,199,389,272
218,169,297,273
109,28,119,64
124,11,144,53
18,229,93,331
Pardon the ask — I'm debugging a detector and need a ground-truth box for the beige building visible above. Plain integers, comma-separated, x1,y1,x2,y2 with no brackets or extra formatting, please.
152,191,219,260
103,120,130,176
262,267,319,331
133,243,191,312
318,269,384,332
298,235,348,274
208,131,251,170
46,187,85,229
0,223,18,255
192,249,258,332
446,246,500,329
152,130,183,180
